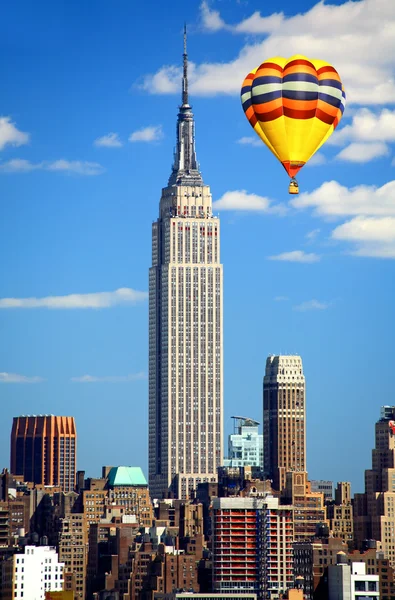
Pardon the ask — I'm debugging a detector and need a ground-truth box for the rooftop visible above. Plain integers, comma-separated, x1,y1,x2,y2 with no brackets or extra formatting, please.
107,466,147,488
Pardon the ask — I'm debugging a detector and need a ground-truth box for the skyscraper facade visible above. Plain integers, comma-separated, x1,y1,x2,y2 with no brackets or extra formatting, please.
354,406,395,564
148,31,223,500
263,355,306,492
10,415,77,492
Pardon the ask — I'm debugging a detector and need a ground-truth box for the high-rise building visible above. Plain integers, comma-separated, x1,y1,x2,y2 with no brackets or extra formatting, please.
148,30,223,500
354,406,395,563
223,416,263,470
10,415,77,493
212,496,294,600
263,355,306,492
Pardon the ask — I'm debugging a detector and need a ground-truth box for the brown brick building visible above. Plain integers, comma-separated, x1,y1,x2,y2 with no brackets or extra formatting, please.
283,472,327,542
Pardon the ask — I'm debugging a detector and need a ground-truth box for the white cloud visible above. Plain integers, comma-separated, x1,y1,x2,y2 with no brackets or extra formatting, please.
0,117,29,150
233,11,284,34
292,180,395,217
200,1,227,32
332,216,395,258
94,133,123,148
294,299,331,311
47,160,105,175
141,0,395,104
306,153,327,167
0,372,45,383
213,190,285,214
0,159,105,175
336,142,389,163
268,250,320,263
71,372,146,383
236,136,262,147
0,287,148,309
329,109,395,146
305,228,320,241
0,159,40,172
129,125,163,143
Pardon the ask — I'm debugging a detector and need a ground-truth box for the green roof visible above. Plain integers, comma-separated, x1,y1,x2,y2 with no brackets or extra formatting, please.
107,466,147,487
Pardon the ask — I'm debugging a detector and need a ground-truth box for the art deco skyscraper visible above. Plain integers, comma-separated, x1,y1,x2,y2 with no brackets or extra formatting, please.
10,415,77,492
149,30,223,500
354,406,395,563
263,355,306,492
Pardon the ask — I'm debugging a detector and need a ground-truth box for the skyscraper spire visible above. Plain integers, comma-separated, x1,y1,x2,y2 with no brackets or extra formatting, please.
168,24,203,187
182,23,188,106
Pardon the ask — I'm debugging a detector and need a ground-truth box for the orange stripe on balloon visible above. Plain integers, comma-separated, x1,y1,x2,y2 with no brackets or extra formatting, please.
256,106,284,122
283,65,317,77
282,98,318,111
258,62,283,72
255,67,284,78
253,97,284,113
316,99,338,117
315,108,335,125
317,66,341,82
286,59,315,68
283,107,316,119
245,105,256,120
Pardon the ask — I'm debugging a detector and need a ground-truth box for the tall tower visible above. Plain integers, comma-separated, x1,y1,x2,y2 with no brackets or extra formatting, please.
353,406,395,563
263,355,306,492
10,415,77,492
148,29,223,500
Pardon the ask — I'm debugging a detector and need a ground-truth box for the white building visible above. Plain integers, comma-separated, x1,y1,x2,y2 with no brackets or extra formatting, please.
148,29,223,500
224,417,263,470
2,545,64,600
328,554,379,599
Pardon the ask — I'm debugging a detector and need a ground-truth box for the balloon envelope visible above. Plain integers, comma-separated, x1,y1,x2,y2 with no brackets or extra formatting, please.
241,55,346,177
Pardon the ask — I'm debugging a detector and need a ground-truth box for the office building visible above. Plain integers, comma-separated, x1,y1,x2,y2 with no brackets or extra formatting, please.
10,415,77,493
327,554,379,599
294,536,349,600
148,30,223,499
56,512,87,600
212,496,294,600
353,406,395,563
310,480,334,502
283,471,327,542
263,355,306,492
223,417,263,470
1,545,64,600
327,482,353,544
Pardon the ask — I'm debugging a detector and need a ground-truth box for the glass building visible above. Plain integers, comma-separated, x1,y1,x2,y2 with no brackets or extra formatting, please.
223,417,263,470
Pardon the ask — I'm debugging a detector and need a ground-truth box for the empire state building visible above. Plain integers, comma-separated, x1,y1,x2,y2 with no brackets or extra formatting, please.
149,30,223,500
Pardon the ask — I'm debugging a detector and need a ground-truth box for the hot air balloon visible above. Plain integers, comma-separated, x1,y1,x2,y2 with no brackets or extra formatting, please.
241,55,346,194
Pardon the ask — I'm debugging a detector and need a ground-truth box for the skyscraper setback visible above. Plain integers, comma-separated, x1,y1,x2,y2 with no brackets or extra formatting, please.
149,30,223,500
263,355,306,491
10,415,77,492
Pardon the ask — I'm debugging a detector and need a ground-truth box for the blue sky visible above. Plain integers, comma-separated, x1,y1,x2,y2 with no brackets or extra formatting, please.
1,0,394,493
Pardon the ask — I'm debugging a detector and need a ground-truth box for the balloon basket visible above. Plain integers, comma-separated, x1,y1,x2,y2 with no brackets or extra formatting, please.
288,178,299,195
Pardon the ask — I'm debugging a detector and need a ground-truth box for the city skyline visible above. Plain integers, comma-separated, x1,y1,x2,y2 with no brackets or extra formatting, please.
1,0,395,493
